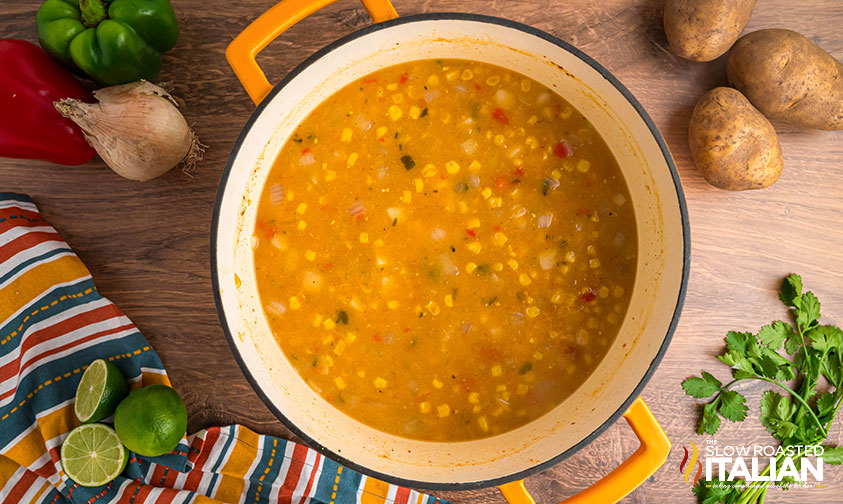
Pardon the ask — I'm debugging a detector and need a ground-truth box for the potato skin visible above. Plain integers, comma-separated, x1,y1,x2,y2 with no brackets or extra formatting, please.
689,87,783,190
727,29,843,130
664,0,756,62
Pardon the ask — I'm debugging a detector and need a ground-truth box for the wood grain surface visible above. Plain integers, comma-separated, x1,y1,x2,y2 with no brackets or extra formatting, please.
2,0,843,502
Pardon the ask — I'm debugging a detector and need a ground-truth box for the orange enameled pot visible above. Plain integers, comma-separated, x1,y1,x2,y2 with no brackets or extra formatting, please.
212,0,689,502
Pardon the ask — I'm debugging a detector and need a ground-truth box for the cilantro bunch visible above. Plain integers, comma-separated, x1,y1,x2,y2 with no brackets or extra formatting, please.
683,274,843,504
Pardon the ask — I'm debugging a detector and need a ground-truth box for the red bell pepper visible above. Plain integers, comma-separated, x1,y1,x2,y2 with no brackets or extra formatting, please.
0,39,96,165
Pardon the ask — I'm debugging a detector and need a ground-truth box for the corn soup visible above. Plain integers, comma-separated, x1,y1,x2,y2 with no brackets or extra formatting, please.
253,59,637,441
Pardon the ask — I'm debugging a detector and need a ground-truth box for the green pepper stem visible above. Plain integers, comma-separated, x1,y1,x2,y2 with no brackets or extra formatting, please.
79,0,107,27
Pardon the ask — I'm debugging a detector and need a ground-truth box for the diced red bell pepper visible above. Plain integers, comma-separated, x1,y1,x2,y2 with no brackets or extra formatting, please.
0,39,96,165
492,108,509,125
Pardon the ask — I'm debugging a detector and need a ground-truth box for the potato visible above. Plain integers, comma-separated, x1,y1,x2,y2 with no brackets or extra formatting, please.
727,29,843,130
664,0,756,62
689,87,783,190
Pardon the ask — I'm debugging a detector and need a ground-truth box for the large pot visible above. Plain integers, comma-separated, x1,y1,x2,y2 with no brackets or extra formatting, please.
212,0,690,502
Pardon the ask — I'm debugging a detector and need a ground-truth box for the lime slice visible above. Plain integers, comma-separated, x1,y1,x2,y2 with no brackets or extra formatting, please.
114,384,187,457
61,424,129,487
74,359,129,423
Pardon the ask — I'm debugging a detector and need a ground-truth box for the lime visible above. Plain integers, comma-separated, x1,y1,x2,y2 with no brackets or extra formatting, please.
61,424,129,487
114,384,187,457
74,359,129,423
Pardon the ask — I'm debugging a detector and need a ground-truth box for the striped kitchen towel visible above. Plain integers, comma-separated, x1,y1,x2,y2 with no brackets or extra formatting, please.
0,193,449,504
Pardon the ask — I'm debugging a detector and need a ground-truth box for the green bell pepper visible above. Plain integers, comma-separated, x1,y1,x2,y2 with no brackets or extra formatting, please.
36,0,179,85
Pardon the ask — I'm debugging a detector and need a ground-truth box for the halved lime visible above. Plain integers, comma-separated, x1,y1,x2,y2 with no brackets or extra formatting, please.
74,359,129,423
61,424,129,487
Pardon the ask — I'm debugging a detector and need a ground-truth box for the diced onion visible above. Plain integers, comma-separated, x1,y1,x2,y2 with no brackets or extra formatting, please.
250,235,259,249
265,301,286,316
461,138,478,155
613,193,627,206
455,85,467,93
439,253,458,276
377,165,388,179
355,115,373,131
431,227,447,241
495,89,515,108
459,117,474,127
512,205,527,218
300,152,315,165
508,146,521,158
510,312,524,325
537,91,552,104
461,322,472,333
539,250,556,270
424,90,440,103
544,177,560,190
387,207,401,220
349,201,366,215
269,184,284,205
453,182,467,193
469,174,481,188
384,332,395,344
537,213,553,228
613,232,626,247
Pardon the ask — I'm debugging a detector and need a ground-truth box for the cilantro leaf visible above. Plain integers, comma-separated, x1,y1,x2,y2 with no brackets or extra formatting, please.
699,400,722,435
779,273,802,306
820,352,842,388
822,446,843,465
758,321,796,351
817,392,836,417
795,291,821,329
693,477,742,504
808,325,843,353
724,331,752,354
718,390,748,422
683,372,723,398
759,391,798,442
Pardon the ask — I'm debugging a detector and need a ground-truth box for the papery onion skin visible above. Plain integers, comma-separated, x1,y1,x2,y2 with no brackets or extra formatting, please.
54,80,204,182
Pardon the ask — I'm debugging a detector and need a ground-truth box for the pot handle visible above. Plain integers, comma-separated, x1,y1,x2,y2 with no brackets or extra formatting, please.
498,397,670,504
226,0,398,105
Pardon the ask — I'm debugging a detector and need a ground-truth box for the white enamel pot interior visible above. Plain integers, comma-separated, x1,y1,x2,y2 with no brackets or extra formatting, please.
212,13,689,490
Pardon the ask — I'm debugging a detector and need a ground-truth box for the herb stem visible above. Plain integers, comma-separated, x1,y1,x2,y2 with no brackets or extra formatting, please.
756,376,827,438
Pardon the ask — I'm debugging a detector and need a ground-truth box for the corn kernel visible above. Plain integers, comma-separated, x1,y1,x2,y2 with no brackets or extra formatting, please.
432,378,443,389
359,232,369,244
414,178,424,192
491,365,502,377
446,70,458,81
526,306,539,318
527,115,538,125
426,300,441,316
458,201,468,213
374,238,384,247
313,314,324,327
566,251,576,263
467,217,481,229
517,383,530,395
330,339,346,355
519,273,532,286
296,202,307,214
472,405,482,414
402,190,412,203
386,83,398,91
428,75,440,86
613,286,625,298
289,296,301,310
468,160,482,172
464,241,481,254
444,294,454,307
589,258,601,269
387,300,399,310
419,401,432,414
437,404,451,417
323,318,336,330
422,163,438,177
507,259,518,270
304,250,316,261
577,159,591,172
388,105,402,121
481,187,492,199
324,170,336,182
489,197,502,208
478,416,489,432
345,331,357,343
334,377,346,389
341,128,352,142
373,377,387,389
465,262,477,274
357,369,366,378
494,134,505,146
468,392,479,404
445,160,460,174
496,384,507,392
599,286,610,299
346,152,359,166
533,351,543,360
493,262,504,272
376,126,388,138
409,105,421,119
551,291,563,304
297,220,307,231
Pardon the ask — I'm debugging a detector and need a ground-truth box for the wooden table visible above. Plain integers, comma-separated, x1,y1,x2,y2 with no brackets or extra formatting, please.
3,0,842,501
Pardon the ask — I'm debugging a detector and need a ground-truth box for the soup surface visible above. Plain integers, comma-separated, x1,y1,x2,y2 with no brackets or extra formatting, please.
253,59,636,441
